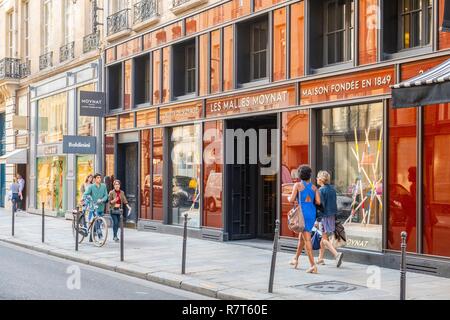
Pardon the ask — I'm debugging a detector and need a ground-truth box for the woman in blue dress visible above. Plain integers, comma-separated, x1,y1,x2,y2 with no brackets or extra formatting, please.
288,165,321,273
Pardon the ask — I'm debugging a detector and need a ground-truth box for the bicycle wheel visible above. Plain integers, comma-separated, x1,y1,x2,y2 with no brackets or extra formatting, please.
72,213,86,244
91,216,108,247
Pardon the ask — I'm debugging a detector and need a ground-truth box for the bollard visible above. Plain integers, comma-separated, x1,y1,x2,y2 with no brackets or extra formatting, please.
400,231,407,300
268,220,280,293
75,207,80,252
41,202,45,243
11,201,15,237
120,211,124,262
181,213,189,274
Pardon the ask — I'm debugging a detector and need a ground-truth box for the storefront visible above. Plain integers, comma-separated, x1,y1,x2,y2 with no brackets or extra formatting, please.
29,61,101,216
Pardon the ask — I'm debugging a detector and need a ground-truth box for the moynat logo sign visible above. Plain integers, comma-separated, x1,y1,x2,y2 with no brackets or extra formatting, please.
63,136,97,154
80,91,105,117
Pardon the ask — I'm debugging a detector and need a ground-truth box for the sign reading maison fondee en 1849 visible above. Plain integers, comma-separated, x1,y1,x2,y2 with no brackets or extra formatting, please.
80,91,106,117
63,135,97,154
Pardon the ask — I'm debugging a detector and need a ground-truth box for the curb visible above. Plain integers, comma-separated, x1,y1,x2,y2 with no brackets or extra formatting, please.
0,237,277,300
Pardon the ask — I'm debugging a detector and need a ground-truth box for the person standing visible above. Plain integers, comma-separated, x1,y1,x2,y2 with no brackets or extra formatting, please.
288,165,321,273
108,180,131,242
10,178,20,214
80,174,94,195
83,173,108,241
316,170,343,268
17,174,25,211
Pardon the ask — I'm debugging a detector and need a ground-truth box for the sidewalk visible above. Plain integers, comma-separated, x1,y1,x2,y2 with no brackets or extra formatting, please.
1,209,449,300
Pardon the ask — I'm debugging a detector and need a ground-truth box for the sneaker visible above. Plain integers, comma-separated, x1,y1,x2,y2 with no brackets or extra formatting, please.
114,237,119,242
336,252,344,268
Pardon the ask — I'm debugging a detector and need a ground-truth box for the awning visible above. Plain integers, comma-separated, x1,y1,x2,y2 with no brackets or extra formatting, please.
0,149,27,164
391,59,450,108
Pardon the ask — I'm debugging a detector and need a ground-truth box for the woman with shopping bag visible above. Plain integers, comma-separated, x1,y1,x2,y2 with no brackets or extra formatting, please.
287,165,321,274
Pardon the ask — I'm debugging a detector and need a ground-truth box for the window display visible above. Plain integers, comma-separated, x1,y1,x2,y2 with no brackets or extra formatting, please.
76,155,94,205
171,125,202,227
38,92,67,144
37,156,67,215
319,103,383,251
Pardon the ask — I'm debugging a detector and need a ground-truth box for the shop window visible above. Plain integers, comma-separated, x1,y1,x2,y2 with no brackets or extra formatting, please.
423,104,450,257
140,130,151,220
223,26,234,91
309,0,354,70
76,155,95,205
237,16,269,85
318,103,383,251
152,128,164,221
388,106,417,252
211,30,221,93
37,156,67,215
382,0,432,57
170,125,202,227
172,39,197,98
134,54,151,106
203,121,223,229
38,92,67,144
281,110,309,237
273,7,287,81
108,63,123,111
78,84,95,136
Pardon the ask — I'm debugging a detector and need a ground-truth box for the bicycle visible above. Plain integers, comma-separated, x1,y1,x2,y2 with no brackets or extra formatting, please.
72,195,108,247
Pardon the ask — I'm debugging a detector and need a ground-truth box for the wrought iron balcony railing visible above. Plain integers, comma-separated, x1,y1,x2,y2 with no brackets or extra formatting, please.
0,58,21,80
83,32,100,53
39,52,53,70
172,0,190,7
20,60,31,78
134,0,159,25
60,41,75,63
107,8,130,36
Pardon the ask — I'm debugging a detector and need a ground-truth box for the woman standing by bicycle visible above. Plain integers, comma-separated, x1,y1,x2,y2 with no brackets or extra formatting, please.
108,180,131,242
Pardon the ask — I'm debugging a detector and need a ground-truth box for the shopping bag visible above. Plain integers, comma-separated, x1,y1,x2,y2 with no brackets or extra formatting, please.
287,204,305,233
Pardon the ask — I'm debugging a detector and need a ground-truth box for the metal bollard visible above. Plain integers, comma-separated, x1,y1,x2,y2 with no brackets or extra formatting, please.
41,202,45,243
400,231,407,300
181,213,189,274
75,207,80,252
268,220,280,293
120,212,124,262
11,201,15,237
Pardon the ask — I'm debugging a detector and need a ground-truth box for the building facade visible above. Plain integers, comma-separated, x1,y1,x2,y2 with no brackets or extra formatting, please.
102,0,450,275
0,0,103,216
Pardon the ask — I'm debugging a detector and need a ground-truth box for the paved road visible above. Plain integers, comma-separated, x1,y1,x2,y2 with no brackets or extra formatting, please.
0,242,210,300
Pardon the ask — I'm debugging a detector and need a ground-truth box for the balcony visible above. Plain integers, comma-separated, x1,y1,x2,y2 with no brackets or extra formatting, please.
133,0,160,31
19,60,31,78
171,0,208,14
107,9,131,41
39,52,53,70
83,32,100,53
60,41,75,63
0,58,21,81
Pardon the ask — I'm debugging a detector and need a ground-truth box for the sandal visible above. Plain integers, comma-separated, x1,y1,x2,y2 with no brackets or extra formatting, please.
289,257,298,265
306,264,318,274
317,259,325,265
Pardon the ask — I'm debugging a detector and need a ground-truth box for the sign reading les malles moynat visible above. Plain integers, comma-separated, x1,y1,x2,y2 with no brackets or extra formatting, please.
63,135,97,154
80,91,105,117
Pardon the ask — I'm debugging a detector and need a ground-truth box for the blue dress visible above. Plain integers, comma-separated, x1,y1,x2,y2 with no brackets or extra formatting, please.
298,181,316,233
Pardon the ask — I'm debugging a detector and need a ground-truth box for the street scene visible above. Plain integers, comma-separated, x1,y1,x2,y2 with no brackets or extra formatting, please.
1,0,450,305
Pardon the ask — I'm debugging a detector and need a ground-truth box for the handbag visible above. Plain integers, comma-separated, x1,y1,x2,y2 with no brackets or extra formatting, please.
287,204,305,234
335,220,347,241
330,234,347,248
311,227,322,250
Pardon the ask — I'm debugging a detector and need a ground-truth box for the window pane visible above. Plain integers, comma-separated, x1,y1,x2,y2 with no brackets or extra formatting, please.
152,128,163,221
153,50,161,104
328,2,336,32
336,31,345,63
290,2,304,78
404,14,411,48
37,156,66,214
38,92,67,144
171,125,202,227
260,51,267,78
423,104,450,257
203,121,223,228
140,130,151,220
320,103,383,251
76,155,94,205
281,110,309,237
388,106,417,252
273,8,287,81
78,83,95,136
223,26,234,91
328,33,335,64
211,30,221,93
199,34,208,96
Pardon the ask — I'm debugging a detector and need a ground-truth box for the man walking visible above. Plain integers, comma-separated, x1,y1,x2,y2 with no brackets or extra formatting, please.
17,174,25,212
83,173,108,241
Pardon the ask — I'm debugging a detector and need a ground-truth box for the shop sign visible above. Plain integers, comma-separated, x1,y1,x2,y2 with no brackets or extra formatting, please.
12,116,28,130
63,135,97,154
159,102,203,124
300,67,395,105
206,86,296,118
80,91,105,117
39,145,60,156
